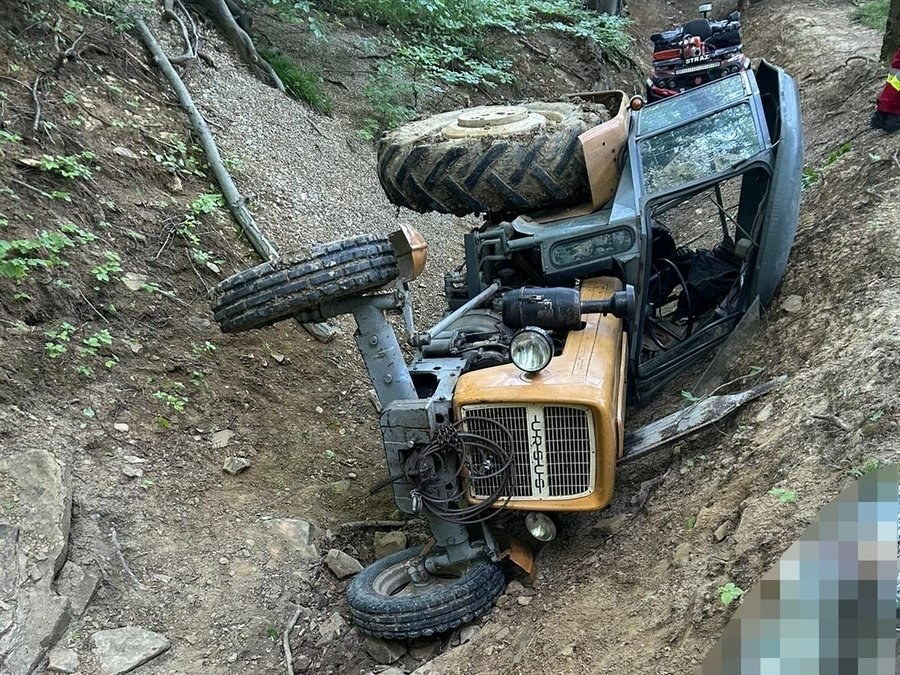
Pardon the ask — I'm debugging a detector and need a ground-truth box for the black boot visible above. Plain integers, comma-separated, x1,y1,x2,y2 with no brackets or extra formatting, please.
870,110,900,134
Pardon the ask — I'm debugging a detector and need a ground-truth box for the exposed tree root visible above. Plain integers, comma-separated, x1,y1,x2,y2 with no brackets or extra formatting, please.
188,0,284,91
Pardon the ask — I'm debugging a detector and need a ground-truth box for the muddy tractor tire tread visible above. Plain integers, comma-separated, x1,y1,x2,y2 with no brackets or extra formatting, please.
377,103,603,218
209,234,398,333
346,546,505,640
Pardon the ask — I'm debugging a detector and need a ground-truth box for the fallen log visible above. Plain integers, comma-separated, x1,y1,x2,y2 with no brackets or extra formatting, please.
134,19,336,343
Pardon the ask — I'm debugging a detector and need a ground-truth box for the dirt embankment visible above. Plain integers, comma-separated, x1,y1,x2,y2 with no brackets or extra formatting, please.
0,1,897,674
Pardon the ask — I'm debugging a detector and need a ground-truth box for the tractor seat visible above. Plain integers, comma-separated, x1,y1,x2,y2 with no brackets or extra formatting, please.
682,18,712,40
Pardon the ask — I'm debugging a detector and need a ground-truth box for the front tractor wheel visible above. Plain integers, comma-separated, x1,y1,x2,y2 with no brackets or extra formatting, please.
346,546,505,640
208,234,399,333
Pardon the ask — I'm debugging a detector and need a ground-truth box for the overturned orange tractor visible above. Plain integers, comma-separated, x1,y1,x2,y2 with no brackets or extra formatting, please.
210,62,803,639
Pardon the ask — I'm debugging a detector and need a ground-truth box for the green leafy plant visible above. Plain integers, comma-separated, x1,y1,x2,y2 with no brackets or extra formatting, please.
75,364,95,377
58,222,96,243
81,329,113,355
191,340,216,354
50,191,72,202
0,229,75,278
140,282,178,298
153,390,187,413
853,0,888,30
152,138,204,176
44,322,76,359
768,487,798,504
39,152,95,179
718,582,744,606
849,459,882,478
91,251,122,282
190,192,225,215
359,62,418,139
260,48,333,113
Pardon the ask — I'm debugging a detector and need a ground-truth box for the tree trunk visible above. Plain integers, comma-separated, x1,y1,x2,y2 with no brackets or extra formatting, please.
883,0,900,62
191,0,283,90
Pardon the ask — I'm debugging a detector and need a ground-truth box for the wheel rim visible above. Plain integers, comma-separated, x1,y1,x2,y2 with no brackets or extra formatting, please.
442,105,551,139
457,107,529,128
372,561,471,598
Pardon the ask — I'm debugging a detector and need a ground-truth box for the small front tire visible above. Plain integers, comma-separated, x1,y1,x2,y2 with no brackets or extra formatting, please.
346,546,505,640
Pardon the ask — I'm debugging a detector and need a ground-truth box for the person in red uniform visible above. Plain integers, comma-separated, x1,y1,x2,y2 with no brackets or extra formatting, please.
871,47,900,133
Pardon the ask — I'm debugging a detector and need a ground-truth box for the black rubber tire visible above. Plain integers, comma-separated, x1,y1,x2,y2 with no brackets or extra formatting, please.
346,546,505,640
376,101,608,218
209,234,398,333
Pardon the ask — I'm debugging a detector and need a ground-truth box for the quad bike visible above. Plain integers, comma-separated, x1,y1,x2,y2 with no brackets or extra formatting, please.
646,4,751,102
209,62,803,640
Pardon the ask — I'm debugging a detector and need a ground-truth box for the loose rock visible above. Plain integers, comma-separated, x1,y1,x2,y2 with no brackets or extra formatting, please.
673,542,693,565
517,596,533,606
211,429,236,449
714,521,731,542
113,423,129,433
506,580,525,596
91,627,171,675
409,639,440,660
373,531,407,559
55,561,99,616
364,635,406,664
262,518,318,561
459,625,479,644
122,466,143,479
47,646,79,673
222,456,251,475
781,294,803,313
317,611,346,643
293,654,311,671
324,549,363,579
121,272,148,292
592,513,628,536
0,451,73,675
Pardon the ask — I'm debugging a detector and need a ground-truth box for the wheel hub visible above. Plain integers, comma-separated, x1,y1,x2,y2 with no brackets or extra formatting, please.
457,106,529,128
442,105,548,139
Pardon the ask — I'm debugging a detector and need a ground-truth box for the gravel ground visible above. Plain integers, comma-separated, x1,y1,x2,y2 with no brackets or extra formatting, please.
187,40,481,332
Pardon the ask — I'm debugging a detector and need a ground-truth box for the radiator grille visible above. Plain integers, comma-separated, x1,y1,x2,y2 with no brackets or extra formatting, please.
461,404,596,501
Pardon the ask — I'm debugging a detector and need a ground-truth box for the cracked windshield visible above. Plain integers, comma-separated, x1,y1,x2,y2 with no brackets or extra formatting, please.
639,103,763,194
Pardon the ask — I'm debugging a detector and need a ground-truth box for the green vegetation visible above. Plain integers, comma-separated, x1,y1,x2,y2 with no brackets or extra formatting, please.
718,582,745,606
853,0,889,30
768,487,798,504
260,47,333,113
39,152,95,179
0,229,75,279
91,251,122,282
153,389,188,413
318,0,629,136
801,142,853,190
849,458,882,478
358,62,418,140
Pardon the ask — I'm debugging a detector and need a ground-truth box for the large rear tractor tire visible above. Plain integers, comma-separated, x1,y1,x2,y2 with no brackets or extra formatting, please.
376,101,609,218
346,546,505,640
209,234,398,333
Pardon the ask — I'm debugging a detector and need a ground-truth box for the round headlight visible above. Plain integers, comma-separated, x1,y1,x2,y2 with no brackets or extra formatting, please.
509,327,553,373
525,512,557,542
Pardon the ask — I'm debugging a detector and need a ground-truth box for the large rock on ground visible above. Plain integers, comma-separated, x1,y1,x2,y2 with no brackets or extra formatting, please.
92,627,171,675
257,518,318,562
0,449,73,578
0,450,74,675
54,561,99,617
